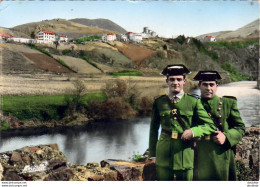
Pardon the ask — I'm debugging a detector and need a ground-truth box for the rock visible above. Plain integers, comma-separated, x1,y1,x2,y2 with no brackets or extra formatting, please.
101,159,156,181
10,152,22,163
24,147,41,153
3,169,24,181
0,163,3,181
48,159,67,170
44,167,73,181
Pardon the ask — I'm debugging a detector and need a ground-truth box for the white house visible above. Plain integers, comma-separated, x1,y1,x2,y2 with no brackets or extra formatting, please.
0,33,13,41
59,35,68,43
102,33,116,42
118,34,128,42
204,35,216,42
8,37,36,44
126,32,143,43
37,30,57,44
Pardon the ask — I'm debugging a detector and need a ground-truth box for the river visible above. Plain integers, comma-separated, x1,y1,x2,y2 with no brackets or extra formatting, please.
0,81,259,165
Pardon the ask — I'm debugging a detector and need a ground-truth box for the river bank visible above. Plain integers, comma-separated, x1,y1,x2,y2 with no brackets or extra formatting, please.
0,127,258,181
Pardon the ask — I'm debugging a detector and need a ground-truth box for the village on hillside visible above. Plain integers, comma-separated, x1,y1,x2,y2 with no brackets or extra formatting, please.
0,26,216,46
0,26,158,45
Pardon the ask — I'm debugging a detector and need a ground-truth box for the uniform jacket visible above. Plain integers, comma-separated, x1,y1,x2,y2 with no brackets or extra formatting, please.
149,93,216,170
197,95,245,180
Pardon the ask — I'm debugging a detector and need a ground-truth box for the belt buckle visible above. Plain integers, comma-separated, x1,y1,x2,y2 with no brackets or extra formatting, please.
171,131,178,139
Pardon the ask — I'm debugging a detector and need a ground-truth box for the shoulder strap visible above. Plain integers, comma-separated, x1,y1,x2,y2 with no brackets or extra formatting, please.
223,95,237,100
165,96,187,131
187,93,200,99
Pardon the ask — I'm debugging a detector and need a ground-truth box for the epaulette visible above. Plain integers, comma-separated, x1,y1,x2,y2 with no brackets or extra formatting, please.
223,95,237,100
187,93,201,99
154,94,166,100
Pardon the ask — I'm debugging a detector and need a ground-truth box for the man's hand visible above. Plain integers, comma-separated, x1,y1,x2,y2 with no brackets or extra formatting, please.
149,157,156,163
213,131,226,145
181,129,193,141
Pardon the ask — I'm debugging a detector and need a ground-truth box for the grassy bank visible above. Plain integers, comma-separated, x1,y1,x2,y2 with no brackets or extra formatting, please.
2,92,107,121
108,70,143,76
221,62,251,81
207,38,259,49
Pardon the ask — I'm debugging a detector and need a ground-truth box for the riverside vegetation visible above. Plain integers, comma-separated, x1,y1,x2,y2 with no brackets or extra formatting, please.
1,79,154,131
1,35,258,130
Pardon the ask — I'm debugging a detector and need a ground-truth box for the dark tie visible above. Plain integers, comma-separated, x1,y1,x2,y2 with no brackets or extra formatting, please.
173,96,179,104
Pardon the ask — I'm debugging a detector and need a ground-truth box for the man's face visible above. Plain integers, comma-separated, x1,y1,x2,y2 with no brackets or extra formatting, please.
166,75,186,94
199,81,218,99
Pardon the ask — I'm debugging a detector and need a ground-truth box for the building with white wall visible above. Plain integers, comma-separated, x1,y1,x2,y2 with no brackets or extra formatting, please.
102,33,116,42
59,35,68,43
0,33,13,41
7,37,36,44
203,35,216,42
37,30,57,44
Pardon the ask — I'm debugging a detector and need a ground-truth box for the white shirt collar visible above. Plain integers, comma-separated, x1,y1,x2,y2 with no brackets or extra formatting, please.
168,90,184,100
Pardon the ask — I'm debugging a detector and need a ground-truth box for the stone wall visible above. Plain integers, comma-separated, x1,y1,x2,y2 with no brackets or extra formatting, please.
0,127,259,181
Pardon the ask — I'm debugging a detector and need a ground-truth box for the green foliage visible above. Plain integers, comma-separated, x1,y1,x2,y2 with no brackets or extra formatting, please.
1,93,107,121
207,38,259,49
108,70,143,76
57,58,74,71
81,55,103,72
62,50,72,55
131,152,144,162
1,121,10,131
75,36,101,43
221,62,251,81
192,38,219,61
175,35,186,45
27,44,53,57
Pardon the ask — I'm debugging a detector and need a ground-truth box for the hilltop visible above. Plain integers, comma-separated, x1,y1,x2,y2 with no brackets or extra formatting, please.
69,18,127,34
197,19,259,41
9,18,118,39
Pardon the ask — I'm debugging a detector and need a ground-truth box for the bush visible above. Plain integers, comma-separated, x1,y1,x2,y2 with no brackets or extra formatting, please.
1,121,10,131
62,50,72,55
102,97,136,120
221,62,251,81
192,38,218,61
104,79,127,98
175,35,186,45
207,38,259,49
138,97,153,116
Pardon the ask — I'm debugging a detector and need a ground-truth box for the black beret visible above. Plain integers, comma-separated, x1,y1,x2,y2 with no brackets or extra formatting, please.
193,71,222,81
161,64,191,76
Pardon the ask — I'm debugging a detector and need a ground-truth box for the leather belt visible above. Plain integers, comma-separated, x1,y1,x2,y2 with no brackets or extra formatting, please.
161,129,183,139
200,134,217,141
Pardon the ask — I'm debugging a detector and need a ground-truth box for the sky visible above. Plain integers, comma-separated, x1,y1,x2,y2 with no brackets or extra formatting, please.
0,0,259,38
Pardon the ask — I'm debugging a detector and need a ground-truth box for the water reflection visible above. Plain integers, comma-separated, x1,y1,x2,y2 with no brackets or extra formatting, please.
0,117,151,165
0,82,259,164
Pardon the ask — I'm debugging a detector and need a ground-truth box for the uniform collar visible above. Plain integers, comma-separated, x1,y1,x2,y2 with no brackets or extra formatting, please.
168,90,185,100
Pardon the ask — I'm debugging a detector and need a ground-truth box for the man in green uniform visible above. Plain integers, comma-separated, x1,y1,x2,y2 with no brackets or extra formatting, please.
149,65,216,181
193,71,245,180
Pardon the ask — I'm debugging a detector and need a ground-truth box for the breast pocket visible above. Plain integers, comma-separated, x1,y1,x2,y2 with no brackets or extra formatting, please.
179,110,193,127
160,111,171,128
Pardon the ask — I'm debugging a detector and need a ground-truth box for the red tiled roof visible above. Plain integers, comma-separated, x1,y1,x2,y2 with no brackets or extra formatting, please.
205,35,214,38
107,33,114,36
41,30,57,35
0,33,13,38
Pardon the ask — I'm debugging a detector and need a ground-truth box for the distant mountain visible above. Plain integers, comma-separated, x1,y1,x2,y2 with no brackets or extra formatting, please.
197,19,259,41
9,18,116,39
69,18,127,34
